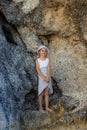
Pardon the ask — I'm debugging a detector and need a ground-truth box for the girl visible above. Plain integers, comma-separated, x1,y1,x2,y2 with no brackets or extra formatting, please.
36,45,53,113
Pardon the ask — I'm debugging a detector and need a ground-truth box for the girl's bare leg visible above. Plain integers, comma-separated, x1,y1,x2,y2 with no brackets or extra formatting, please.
44,87,53,112
38,92,45,113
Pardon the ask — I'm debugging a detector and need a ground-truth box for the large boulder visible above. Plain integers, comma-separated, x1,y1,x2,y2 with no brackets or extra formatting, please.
49,37,87,110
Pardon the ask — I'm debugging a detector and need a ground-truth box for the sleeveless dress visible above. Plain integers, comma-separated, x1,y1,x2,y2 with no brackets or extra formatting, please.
37,58,53,96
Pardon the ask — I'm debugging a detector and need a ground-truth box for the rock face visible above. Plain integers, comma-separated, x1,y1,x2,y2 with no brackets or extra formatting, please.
0,25,37,129
0,0,87,130
49,38,87,102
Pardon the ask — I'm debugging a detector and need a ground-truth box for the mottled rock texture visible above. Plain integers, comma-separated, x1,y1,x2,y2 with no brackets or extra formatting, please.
0,0,87,130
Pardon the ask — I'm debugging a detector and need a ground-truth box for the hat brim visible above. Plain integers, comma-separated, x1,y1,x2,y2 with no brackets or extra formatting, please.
37,45,48,54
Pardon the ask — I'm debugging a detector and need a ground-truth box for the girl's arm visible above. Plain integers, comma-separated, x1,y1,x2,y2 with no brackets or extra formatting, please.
46,58,51,81
36,59,46,81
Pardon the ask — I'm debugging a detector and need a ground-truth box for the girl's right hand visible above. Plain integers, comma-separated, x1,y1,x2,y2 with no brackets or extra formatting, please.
44,77,49,82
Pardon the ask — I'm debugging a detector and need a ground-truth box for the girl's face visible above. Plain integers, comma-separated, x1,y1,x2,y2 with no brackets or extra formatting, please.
39,48,47,57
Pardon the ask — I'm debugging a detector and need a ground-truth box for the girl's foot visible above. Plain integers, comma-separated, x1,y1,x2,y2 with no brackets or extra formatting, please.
46,108,53,113
39,109,45,113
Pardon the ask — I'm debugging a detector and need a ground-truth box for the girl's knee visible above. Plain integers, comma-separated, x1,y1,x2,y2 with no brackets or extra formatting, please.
44,88,49,95
45,92,48,96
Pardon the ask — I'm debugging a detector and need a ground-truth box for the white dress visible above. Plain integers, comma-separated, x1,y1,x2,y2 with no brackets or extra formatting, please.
37,58,53,96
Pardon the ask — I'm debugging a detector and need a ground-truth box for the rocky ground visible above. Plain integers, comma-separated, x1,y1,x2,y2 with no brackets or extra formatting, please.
38,122,87,130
